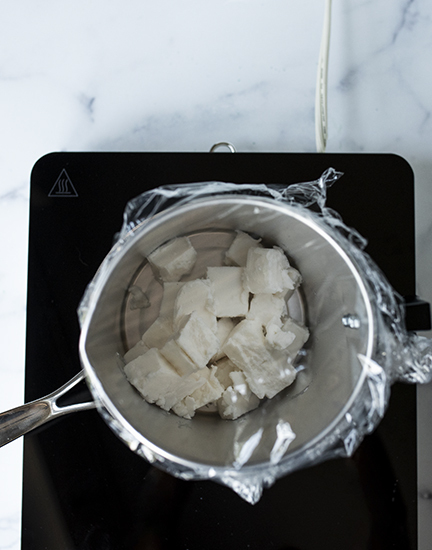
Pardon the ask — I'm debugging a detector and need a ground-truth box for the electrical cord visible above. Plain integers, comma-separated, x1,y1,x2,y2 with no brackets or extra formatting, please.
315,0,332,153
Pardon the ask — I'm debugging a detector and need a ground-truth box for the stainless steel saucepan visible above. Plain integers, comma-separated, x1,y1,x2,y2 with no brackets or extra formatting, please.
0,194,375,493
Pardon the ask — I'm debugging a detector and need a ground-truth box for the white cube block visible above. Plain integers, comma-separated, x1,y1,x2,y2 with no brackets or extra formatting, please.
124,348,180,410
217,371,260,420
246,293,287,327
243,247,296,294
213,356,239,389
190,366,224,408
163,369,210,412
170,396,196,420
224,230,262,267
265,323,296,350
207,266,249,318
257,351,297,399
160,338,199,376
172,366,224,419
222,319,269,370
173,279,217,333
222,318,296,399
125,348,211,413
148,236,197,282
222,319,270,399
175,312,220,368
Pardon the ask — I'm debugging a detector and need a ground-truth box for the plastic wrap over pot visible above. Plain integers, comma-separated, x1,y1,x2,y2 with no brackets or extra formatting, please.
78,168,432,504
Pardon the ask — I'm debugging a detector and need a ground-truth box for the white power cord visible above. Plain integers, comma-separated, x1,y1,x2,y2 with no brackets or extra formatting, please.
315,0,332,153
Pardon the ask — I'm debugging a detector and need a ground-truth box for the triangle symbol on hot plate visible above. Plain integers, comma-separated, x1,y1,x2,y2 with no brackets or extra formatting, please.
48,169,78,197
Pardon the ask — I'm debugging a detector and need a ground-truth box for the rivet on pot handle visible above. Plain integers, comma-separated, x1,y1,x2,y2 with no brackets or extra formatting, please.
0,370,96,448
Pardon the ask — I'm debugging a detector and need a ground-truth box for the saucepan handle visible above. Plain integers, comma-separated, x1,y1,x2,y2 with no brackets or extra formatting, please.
0,370,96,448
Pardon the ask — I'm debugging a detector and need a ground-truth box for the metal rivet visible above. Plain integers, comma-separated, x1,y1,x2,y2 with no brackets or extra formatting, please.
342,314,361,329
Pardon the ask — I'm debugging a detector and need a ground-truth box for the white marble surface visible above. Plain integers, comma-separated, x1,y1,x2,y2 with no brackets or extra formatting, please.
1,1,431,548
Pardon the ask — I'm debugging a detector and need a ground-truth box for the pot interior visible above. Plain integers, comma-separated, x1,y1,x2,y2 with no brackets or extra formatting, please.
80,195,374,473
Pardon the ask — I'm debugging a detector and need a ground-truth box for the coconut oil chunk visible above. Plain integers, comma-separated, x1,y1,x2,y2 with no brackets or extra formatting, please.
173,279,217,332
224,230,262,266
222,319,296,399
265,323,296,350
247,293,288,327
124,348,181,411
175,312,220,368
160,338,198,376
213,356,240,388
148,236,197,282
125,349,210,412
172,367,224,419
207,266,249,318
243,247,299,294
217,371,260,420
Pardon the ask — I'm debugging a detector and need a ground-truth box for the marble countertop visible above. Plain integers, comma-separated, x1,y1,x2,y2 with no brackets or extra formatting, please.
1,1,431,548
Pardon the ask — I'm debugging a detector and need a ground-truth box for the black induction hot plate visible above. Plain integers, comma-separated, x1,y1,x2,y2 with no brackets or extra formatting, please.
23,152,420,549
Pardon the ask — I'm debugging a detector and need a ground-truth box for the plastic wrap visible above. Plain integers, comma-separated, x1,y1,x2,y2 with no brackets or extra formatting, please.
78,168,432,504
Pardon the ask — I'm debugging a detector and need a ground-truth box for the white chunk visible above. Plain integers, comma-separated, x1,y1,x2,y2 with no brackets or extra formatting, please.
124,348,181,411
212,317,236,361
162,369,211,412
212,356,240,389
141,316,173,349
222,319,297,399
175,312,220,368
159,281,184,319
172,367,224,419
243,247,296,294
170,396,196,420
160,338,199,375
224,230,262,266
207,266,249,318
222,319,271,398
217,371,260,420
189,366,224,406
173,279,217,333
147,237,197,282
247,293,288,327
125,349,211,412
229,371,250,396
282,318,310,358
218,387,260,420
222,319,269,373
124,339,149,363
259,351,297,399
265,323,296,350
